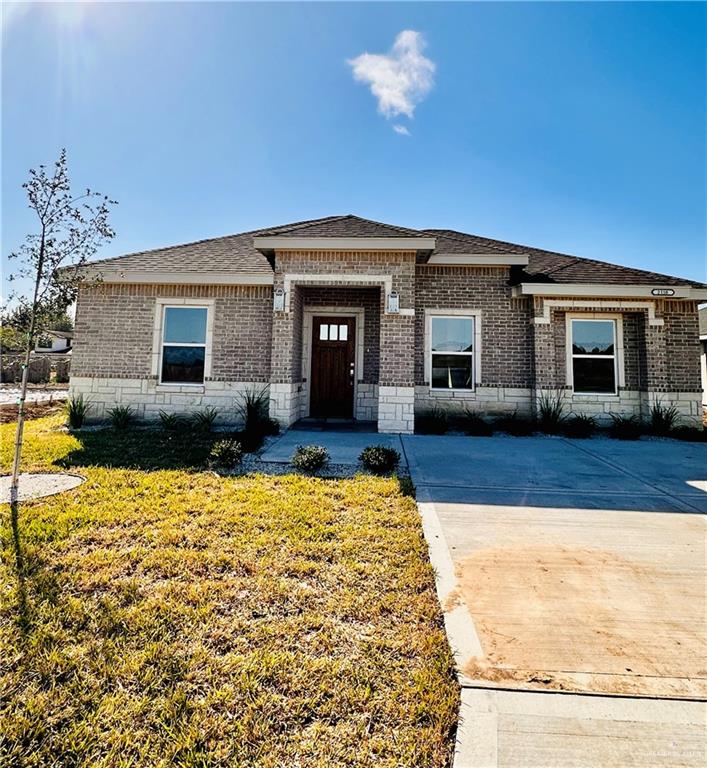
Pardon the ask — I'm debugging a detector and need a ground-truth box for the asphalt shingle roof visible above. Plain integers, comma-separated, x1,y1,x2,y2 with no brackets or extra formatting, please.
84,214,705,288
257,214,428,239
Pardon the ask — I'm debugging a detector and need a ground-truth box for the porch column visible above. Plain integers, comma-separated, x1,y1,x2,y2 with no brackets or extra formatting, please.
377,267,416,433
269,282,303,427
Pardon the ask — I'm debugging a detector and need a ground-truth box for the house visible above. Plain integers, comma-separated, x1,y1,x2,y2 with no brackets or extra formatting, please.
34,329,73,354
67,215,707,432
700,307,707,408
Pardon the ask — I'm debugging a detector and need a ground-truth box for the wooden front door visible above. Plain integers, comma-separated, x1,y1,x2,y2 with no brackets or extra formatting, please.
310,316,356,419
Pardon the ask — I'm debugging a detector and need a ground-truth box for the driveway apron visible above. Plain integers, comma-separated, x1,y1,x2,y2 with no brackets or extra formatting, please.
401,434,707,768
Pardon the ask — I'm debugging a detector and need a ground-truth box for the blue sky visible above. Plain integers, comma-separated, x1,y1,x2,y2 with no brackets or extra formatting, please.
2,1,705,301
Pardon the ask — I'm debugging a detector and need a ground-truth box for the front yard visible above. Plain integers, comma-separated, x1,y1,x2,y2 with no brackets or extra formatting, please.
0,416,458,767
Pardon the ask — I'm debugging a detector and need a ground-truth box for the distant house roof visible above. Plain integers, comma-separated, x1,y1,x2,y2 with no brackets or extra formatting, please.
47,330,73,340
78,214,706,289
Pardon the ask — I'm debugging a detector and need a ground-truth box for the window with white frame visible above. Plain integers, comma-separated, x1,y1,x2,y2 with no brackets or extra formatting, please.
160,306,208,384
430,315,475,390
570,318,617,394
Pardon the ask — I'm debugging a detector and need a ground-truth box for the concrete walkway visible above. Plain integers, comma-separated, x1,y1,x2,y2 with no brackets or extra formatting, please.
260,428,403,465
401,434,707,768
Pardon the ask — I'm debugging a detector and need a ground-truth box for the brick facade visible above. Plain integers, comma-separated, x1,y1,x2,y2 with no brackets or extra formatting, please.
73,282,271,382
415,265,533,387
70,261,704,430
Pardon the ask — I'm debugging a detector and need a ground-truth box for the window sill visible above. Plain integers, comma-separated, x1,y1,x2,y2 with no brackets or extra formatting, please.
571,391,620,399
156,383,206,394
428,387,476,397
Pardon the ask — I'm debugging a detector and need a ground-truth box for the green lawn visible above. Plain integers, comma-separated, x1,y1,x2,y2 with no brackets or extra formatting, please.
0,416,459,767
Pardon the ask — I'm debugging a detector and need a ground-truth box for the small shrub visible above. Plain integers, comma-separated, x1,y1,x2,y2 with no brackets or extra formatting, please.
65,394,90,429
563,414,597,439
494,411,536,436
415,406,449,435
191,407,218,432
359,445,401,473
460,408,493,437
649,401,680,436
209,439,243,468
291,445,330,473
609,414,643,441
107,405,134,430
158,410,183,431
671,425,707,443
537,390,566,434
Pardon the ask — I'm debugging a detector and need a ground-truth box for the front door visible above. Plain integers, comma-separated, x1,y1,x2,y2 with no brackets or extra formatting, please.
310,316,355,419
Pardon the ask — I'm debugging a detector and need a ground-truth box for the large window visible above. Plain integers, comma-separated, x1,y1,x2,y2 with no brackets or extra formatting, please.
160,306,208,384
430,315,474,390
570,319,617,394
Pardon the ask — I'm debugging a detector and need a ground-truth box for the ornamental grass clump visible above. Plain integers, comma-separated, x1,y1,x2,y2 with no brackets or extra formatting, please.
291,444,330,473
191,407,218,432
107,405,134,430
236,388,280,449
65,394,90,429
209,438,243,469
359,445,401,474
415,406,449,435
460,408,493,437
609,413,643,441
537,390,566,434
563,414,597,439
649,401,681,436
158,410,184,431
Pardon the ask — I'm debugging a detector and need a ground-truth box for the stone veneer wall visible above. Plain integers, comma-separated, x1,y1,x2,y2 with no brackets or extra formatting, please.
70,282,272,424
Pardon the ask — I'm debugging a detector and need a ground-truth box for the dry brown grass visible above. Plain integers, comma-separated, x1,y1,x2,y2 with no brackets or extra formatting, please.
0,417,458,767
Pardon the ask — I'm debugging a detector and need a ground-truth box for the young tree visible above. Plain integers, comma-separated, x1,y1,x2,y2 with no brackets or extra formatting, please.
6,149,116,515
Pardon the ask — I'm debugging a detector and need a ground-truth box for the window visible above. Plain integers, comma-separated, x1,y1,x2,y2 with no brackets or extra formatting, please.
160,307,207,384
319,323,348,342
430,316,474,390
570,319,617,394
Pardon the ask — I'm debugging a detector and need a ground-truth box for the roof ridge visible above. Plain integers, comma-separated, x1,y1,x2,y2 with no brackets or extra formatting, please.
341,214,425,237
259,213,427,238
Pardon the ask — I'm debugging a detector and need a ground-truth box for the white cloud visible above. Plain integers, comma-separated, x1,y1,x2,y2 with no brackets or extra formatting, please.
348,30,435,122
392,124,411,136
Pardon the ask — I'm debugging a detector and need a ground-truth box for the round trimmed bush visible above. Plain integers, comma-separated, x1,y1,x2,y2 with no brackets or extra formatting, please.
209,439,243,468
291,445,330,473
359,445,401,473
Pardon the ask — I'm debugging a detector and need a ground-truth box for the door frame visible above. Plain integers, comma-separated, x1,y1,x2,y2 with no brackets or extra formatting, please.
302,307,365,419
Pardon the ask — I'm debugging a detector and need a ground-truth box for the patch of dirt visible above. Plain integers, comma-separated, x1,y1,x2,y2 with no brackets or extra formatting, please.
0,399,65,423
455,544,707,698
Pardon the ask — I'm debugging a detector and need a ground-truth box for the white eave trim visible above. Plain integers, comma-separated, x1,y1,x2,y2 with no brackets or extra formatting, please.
253,236,436,251
427,253,529,266
78,269,274,286
513,283,707,300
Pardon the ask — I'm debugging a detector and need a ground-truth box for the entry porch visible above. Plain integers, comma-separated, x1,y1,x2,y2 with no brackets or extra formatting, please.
268,281,416,433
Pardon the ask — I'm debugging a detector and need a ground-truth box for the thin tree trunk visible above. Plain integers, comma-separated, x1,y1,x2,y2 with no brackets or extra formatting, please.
9,232,45,572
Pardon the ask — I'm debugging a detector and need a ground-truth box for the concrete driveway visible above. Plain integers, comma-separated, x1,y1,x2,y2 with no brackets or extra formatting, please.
401,434,707,768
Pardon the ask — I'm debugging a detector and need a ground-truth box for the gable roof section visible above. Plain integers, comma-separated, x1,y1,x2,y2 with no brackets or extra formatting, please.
75,214,705,291
422,228,703,287
258,214,427,239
